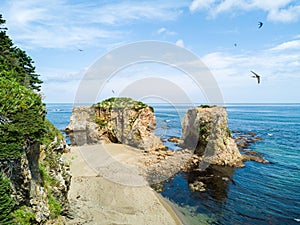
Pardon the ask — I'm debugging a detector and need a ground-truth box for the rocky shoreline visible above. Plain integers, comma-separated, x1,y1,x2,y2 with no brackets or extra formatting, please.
64,98,270,223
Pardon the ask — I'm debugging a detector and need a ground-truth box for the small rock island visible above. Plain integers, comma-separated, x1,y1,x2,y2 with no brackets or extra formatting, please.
181,105,244,167
66,97,163,150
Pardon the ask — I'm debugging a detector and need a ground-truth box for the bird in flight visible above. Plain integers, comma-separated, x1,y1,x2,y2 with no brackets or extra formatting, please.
258,21,263,28
77,48,83,52
251,71,261,84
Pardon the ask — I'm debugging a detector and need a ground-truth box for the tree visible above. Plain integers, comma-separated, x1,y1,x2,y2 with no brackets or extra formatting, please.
0,77,46,158
0,14,42,91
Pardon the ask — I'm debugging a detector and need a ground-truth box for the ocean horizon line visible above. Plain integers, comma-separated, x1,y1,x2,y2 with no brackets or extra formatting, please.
45,102,300,106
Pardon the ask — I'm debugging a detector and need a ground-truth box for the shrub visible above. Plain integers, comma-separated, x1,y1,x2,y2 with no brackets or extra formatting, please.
48,194,62,219
0,173,14,224
0,77,46,158
93,97,150,111
12,206,35,225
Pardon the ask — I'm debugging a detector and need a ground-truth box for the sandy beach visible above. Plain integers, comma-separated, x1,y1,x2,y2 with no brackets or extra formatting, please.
64,144,184,225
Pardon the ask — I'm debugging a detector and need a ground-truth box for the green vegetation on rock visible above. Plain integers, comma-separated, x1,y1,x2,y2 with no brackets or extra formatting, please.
48,194,62,219
0,173,14,225
198,104,217,108
0,14,65,223
0,14,46,159
39,163,62,219
0,77,46,158
94,117,108,129
43,119,64,147
93,97,152,111
12,206,35,225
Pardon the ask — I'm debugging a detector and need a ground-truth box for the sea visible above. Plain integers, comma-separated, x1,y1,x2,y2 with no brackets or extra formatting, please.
46,103,300,225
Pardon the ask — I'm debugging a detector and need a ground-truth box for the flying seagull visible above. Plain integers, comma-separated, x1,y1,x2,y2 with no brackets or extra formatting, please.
251,71,261,84
258,21,263,28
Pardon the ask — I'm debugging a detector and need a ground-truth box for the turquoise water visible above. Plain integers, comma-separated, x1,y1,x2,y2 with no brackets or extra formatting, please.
46,103,300,224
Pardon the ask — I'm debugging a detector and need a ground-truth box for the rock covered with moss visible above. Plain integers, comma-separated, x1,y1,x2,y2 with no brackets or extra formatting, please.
181,106,244,167
66,97,163,150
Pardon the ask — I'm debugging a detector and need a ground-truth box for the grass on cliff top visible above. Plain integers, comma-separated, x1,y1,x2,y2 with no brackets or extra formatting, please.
93,97,153,111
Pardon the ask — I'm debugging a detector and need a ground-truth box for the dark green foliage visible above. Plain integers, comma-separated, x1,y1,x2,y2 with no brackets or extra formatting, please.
0,173,14,224
198,104,217,108
0,14,64,222
0,77,46,158
226,127,232,137
95,117,108,129
0,14,42,91
0,14,46,158
199,124,208,136
93,97,151,111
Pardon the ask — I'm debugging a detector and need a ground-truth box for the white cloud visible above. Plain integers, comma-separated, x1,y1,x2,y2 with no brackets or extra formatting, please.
200,46,300,102
189,0,300,22
175,39,184,48
94,2,184,25
1,0,187,49
157,27,167,34
189,0,215,12
267,5,300,22
157,27,177,36
270,39,300,51
201,41,300,84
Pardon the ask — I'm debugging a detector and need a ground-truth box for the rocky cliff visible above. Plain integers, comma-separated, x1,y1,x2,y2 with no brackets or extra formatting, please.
0,117,71,224
0,80,71,224
66,98,163,150
181,106,244,167
65,106,100,145
0,16,71,224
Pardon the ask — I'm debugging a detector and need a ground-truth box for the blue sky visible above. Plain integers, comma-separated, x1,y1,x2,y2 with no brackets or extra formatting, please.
1,0,300,103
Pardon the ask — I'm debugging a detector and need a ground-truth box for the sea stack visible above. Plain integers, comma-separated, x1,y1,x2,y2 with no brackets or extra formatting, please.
181,105,244,167
66,97,163,150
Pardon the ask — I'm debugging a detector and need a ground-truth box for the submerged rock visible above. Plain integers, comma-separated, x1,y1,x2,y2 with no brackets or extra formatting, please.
167,136,182,144
189,181,206,192
233,131,269,164
181,106,244,167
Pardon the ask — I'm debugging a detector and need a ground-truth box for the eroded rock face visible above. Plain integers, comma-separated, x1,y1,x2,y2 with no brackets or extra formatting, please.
65,106,100,145
66,98,163,150
99,106,162,150
181,106,243,167
0,139,71,223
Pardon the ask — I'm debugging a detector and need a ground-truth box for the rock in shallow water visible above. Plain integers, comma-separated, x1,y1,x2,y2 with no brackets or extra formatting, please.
181,106,244,167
